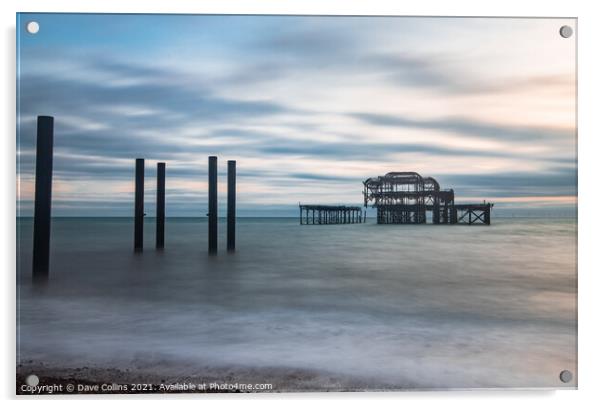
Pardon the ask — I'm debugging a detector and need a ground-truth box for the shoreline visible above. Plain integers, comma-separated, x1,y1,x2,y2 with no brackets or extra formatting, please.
16,362,404,394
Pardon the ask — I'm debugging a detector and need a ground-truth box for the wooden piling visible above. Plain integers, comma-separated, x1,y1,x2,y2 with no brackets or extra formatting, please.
208,156,218,254
156,162,165,249
32,116,54,282
227,160,236,251
134,158,144,251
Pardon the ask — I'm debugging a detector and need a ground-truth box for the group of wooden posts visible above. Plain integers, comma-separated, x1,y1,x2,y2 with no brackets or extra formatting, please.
30,115,237,284
133,156,236,254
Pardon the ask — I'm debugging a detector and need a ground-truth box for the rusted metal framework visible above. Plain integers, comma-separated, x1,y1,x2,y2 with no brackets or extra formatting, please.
455,204,492,225
299,204,365,225
363,172,492,225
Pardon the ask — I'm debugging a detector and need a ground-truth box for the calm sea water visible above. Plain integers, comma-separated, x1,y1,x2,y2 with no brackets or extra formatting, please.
17,217,577,389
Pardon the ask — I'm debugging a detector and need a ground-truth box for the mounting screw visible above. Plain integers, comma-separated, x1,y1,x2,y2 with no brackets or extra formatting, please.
559,370,573,383
25,374,39,386
559,25,573,38
26,21,40,34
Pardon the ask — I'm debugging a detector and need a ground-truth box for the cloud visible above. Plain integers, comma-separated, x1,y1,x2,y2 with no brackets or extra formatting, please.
260,140,511,160
16,16,576,216
436,167,577,198
350,112,572,142
236,23,574,96
19,74,291,125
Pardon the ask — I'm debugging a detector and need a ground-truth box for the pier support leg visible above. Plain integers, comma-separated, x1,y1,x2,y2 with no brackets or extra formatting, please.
156,162,165,249
208,156,218,254
32,116,54,282
134,158,144,252
227,160,236,251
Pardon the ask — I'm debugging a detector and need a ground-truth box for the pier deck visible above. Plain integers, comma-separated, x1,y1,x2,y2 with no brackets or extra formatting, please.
299,204,365,225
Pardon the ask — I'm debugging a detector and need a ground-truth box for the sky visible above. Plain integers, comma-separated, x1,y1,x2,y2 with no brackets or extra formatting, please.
16,14,577,217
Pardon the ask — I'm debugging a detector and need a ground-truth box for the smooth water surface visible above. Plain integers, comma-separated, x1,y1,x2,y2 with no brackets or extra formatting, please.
17,217,577,389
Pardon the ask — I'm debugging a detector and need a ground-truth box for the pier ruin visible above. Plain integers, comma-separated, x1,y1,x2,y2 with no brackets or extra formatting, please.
363,172,492,225
299,205,365,225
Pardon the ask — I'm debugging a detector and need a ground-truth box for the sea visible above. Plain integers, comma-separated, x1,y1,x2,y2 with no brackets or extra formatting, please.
16,217,577,390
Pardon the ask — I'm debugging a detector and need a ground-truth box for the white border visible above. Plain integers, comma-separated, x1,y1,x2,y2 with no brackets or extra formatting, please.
3,1,601,406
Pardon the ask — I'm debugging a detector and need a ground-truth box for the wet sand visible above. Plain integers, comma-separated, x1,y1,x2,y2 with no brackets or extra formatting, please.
16,361,411,394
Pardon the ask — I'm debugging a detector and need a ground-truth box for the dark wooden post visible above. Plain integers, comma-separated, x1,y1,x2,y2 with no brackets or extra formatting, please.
227,160,236,251
208,156,218,254
156,162,165,249
32,116,54,282
134,158,144,251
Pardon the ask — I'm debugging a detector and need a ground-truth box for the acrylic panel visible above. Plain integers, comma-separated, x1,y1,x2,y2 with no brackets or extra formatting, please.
16,14,577,394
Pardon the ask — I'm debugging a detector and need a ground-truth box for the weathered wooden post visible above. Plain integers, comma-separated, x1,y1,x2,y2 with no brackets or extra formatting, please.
134,158,144,252
208,156,218,254
32,116,54,282
156,162,165,249
227,160,236,251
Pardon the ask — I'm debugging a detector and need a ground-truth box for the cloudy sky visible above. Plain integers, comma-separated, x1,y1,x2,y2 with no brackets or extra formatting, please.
17,14,576,216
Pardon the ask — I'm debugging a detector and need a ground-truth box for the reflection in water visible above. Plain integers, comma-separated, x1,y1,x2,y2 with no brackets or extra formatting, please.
17,217,577,389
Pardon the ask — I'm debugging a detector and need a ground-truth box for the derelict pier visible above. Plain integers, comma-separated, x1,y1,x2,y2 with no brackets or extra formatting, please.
299,205,365,225
363,172,492,225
